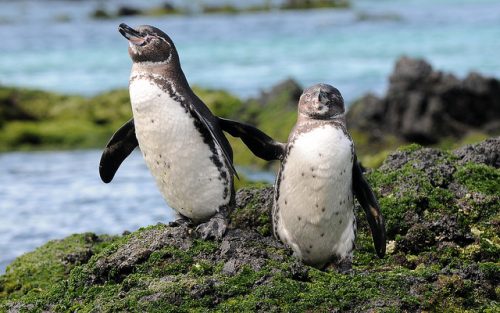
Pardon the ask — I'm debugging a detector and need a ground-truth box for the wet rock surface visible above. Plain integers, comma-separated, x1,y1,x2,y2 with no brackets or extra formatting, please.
230,186,274,236
1,139,499,312
347,56,500,144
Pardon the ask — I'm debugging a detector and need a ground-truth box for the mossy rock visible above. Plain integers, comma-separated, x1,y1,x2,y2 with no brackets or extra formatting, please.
0,233,116,300
0,85,246,155
1,139,499,311
0,86,130,151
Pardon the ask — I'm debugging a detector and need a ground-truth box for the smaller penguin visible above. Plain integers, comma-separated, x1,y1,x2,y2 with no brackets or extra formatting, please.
220,84,386,269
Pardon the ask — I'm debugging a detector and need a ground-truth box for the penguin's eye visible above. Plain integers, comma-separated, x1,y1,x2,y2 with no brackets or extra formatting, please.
143,35,158,43
149,36,166,46
305,93,311,100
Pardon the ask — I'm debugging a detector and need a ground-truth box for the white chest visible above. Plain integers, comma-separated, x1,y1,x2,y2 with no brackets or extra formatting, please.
129,78,230,222
274,125,355,266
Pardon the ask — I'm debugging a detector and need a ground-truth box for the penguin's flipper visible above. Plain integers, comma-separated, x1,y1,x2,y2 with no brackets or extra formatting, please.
188,104,239,179
99,118,138,183
218,118,286,161
352,155,386,258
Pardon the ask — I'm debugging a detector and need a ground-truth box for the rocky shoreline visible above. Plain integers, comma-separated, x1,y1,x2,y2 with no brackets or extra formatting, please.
347,57,500,145
1,138,498,311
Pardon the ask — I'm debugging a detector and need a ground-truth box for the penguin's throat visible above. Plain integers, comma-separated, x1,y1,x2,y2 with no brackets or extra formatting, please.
132,62,170,75
130,62,188,86
298,112,345,122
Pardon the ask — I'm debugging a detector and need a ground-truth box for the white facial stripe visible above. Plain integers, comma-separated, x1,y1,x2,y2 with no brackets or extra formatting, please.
129,42,141,55
136,60,171,66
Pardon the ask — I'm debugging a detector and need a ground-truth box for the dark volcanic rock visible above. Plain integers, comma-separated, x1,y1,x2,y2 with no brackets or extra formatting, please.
117,6,142,16
453,136,500,168
87,224,193,284
347,56,500,144
380,146,456,188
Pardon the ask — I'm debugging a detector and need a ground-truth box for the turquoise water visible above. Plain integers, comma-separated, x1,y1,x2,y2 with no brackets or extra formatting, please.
1,0,499,102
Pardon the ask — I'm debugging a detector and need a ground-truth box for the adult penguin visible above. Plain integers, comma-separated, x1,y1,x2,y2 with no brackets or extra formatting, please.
99,24,238,239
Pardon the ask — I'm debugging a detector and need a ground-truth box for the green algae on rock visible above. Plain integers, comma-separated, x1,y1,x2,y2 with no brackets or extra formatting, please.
1,138,498,312
0,86,244,153
0,233,117,301
0,81,298,170
0,87,130,151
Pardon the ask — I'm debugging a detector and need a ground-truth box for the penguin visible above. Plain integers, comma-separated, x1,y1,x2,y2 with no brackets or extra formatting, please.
219,83,386,269
99,23,238,239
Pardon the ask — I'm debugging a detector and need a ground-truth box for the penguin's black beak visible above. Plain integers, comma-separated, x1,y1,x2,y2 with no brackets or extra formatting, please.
118,23,146,46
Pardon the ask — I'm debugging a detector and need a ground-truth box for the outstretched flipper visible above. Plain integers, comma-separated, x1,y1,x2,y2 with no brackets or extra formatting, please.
189,97,239,179
352,155,386,258
99,119,138,183
218,117,286,161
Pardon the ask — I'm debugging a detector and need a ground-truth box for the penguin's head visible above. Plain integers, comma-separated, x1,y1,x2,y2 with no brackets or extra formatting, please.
298,84,345,120
118,23,178,64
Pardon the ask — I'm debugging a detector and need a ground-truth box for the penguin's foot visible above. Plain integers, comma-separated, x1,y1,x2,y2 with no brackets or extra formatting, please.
324,256,353,274
195,216,228,240
168,216,191,228
336,260,353,274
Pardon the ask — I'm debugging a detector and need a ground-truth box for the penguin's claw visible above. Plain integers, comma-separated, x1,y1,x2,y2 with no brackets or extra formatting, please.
195,217,228,240
168,217,191,228
323,256,353,274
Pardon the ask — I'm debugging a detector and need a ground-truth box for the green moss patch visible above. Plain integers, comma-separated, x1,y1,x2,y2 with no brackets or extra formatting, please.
454,163,500,195
0,233,116,300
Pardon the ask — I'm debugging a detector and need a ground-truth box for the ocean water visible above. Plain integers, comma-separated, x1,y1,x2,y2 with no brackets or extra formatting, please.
1,0,499,102
1,0,500,273
0,150,274,273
